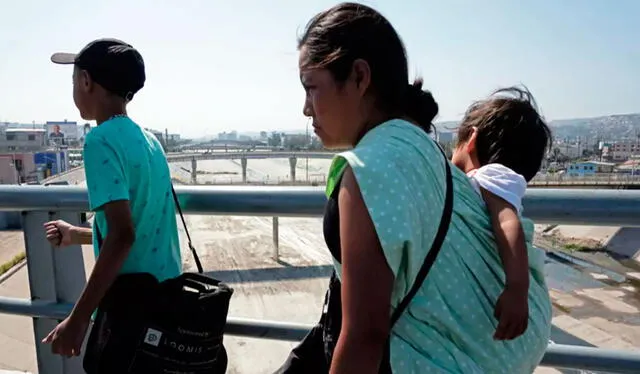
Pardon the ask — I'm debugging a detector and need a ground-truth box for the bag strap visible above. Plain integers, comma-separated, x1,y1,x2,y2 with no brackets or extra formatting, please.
95,185,204,274
389,144,454,327
171,186,204,274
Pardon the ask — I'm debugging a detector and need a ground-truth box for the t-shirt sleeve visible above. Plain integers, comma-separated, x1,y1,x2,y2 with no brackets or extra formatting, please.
83,134,130,211
472,163,527,213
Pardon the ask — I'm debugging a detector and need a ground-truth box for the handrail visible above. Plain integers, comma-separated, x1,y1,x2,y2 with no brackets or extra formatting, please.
0,296,639,372
0,185,639,226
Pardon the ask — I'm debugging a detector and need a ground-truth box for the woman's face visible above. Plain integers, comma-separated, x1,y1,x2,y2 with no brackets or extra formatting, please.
298,47,368,149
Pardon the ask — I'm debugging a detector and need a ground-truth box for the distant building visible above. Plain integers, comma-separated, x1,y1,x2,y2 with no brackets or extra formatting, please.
566,161,615,177
217,131,238,141
144,128,164,143
555,143,583,159
0,128,47,152
0,152,38,184
435,131,455,143
609,140,640,161
615,159,640,175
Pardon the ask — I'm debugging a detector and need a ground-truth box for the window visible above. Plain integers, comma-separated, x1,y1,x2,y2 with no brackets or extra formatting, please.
5,134,15,141
28,134,36,141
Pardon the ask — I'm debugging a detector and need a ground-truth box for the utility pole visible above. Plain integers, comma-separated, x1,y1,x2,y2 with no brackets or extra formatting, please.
306,120,309,182
165,128,170,151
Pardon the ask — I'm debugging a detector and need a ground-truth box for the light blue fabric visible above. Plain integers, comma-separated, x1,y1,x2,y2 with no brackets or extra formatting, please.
83,116,181,282
327,119,552,373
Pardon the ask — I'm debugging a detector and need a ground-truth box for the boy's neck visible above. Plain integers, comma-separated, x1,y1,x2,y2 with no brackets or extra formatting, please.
95,101,128,126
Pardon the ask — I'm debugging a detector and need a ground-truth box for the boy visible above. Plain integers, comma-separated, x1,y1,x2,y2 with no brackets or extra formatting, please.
42,38,182,356
451,86,552,341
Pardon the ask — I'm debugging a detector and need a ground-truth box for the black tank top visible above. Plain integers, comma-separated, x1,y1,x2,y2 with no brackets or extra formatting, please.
320,175,393,373
322,176,342,263
317,175,343,366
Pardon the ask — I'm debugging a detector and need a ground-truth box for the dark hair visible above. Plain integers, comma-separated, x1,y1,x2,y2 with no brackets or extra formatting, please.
298,2,438,132
457,86,552,181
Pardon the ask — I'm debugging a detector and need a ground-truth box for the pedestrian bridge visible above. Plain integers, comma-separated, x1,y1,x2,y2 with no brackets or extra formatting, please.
1,186,640,373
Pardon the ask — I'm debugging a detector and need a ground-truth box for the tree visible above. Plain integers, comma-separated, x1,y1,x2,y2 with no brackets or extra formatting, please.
309,135,323,150
284,134,308,150
268,132,282,147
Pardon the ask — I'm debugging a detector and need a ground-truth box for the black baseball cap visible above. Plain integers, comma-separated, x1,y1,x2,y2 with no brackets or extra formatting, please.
51,38,146,100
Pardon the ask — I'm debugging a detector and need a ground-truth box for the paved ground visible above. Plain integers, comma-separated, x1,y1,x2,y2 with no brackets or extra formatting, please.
0,215,331,374
0,232,24,267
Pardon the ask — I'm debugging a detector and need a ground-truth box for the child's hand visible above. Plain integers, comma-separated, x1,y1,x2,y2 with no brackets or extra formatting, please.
493,286,529,340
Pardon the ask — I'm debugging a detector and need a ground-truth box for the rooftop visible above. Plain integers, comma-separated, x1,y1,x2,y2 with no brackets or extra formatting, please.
4,129,46,133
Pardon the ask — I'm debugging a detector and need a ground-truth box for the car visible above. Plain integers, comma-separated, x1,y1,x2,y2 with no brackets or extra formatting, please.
44,181,70,186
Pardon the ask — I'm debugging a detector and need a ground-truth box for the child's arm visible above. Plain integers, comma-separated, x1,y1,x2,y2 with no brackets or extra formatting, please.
480,187,529,340
480,188,529,290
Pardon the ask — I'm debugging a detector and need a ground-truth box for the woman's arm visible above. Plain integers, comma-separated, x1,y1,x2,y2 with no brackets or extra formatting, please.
330,167,394,374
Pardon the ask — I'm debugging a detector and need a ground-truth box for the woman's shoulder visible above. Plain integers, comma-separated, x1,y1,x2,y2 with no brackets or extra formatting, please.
361,118,435,147
342,119,443,170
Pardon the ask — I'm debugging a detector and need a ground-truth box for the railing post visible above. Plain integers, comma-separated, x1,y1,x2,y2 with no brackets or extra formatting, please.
53,211,88,374
272,216,279,261
23,211,87,374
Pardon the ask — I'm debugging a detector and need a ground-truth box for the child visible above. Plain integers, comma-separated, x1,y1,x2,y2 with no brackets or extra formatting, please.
42,38,182,356
451,86,552,341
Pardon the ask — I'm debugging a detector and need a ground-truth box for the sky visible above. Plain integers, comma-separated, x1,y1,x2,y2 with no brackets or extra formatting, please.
0,0,638,138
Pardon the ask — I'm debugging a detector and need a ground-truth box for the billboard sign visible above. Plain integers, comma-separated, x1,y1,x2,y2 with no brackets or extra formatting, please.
34,151,68,176
45,121,78,146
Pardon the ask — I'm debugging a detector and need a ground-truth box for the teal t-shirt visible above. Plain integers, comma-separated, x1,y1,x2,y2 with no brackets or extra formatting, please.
83,116,181,282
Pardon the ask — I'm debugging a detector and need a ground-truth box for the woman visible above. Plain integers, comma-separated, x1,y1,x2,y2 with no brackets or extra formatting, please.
277,2,552,374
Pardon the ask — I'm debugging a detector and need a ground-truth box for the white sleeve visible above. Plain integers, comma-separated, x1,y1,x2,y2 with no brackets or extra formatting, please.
470,163,527,213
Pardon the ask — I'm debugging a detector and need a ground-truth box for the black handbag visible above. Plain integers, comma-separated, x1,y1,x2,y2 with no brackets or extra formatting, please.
83,187,234,374
275,144,454,374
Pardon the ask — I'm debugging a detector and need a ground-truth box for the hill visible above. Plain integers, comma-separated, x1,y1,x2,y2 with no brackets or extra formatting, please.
434,114,640,143
187,113,640,143
547,113,640,142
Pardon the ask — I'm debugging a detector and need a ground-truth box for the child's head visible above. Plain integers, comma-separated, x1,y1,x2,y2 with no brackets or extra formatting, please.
451,86,552,182
51,38,145,121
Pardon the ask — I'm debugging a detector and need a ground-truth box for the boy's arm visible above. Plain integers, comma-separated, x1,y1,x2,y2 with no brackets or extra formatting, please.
480,187,529,291
71,226,93,245
69,200,135,321
71,133,133,320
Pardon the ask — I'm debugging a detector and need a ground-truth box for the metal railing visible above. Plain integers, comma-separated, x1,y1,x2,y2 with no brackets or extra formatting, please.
530,173,640,186
0,185,640,373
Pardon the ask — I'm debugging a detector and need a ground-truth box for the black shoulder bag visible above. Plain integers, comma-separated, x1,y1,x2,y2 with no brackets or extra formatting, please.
83,187,234,374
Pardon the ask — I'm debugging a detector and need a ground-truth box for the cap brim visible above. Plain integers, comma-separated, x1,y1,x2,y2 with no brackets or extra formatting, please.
50,52,77,64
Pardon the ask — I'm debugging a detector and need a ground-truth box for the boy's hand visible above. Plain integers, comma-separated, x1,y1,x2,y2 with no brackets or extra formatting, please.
42,313,90,357
493,286,529,340
44,220,75,247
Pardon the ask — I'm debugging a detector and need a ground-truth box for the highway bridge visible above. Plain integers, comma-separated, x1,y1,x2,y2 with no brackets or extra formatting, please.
44,151,640,188
166,150,334,162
